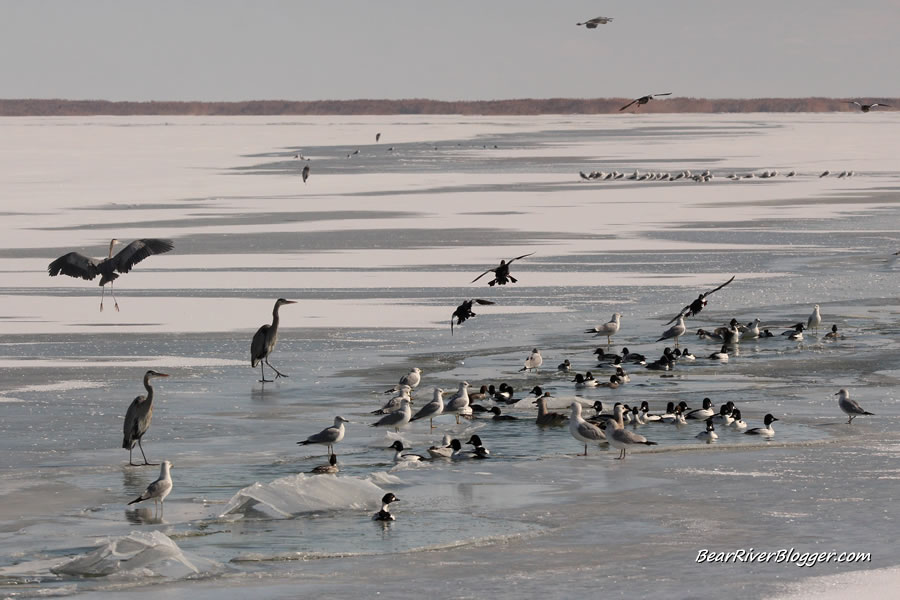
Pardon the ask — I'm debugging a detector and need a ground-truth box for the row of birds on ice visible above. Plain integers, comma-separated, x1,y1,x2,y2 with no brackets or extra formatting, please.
578,168,860,183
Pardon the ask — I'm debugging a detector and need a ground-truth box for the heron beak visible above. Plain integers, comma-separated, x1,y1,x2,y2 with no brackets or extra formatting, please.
285,300,298,304
157,373,170,378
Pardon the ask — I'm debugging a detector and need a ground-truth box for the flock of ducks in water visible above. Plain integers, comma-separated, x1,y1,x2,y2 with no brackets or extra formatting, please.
578,168,860,183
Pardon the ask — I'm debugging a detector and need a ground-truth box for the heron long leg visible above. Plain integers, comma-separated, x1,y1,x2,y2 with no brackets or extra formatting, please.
259,362,273,383
100,286,106,312
110,282,119,312
137,438,157,466
128,445,137,466
265,358,288,379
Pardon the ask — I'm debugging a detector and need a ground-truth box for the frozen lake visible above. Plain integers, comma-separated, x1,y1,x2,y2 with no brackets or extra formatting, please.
0,114,898,599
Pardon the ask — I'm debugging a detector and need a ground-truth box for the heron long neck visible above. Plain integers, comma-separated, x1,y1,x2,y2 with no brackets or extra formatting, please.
143,375,155,403
271,304,282,329
108,240,116,258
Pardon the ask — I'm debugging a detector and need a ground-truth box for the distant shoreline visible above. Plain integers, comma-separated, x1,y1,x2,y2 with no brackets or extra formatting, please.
1,97,896,116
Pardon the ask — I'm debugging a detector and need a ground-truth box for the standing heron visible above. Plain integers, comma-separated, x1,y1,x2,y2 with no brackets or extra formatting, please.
301,164,310,183
619,93,672,112
122,370,170,466
251,298,297,382
48,238,174,311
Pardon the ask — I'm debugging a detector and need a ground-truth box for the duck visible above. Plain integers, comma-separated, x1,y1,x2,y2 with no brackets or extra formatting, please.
745,413,778,437
678,348,696,360
310,454,339,474
469,385,490,402
711,403,735,426
696,418,718,443
488,406,518,421
631,405,646,425
534,392,568,426
686,397,715,420
387,440,427,462
729,409,748,430
598,375,620,389
373,493,400,521
620,347,647,363
466,434,491,458
641,400,662,422
557,359,573,372
615,366,631,383
709,345,729,361
573,373,599,388
428,437,463,459
824,324,843,340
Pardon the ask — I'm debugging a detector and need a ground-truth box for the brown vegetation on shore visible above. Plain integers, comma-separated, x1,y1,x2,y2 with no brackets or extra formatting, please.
0,97,895,116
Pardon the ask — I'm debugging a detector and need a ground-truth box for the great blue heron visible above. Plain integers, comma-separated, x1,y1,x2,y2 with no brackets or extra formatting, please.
122,370,170,466
302,164,310,183
48,238,174,311
251,298,297,382
848,101,890,113
471,252,534,286
576,16,613,28
665,275,735,324
127,460,173,513
451,298,495,334
619,93,672,112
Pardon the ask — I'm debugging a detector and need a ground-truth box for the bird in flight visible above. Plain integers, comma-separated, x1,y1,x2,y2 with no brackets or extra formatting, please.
48,238,174,311
471,252,535,286
451,299,496,334
576,16,613,28
619,93,672,112
848,101,890,113
665,276,735,325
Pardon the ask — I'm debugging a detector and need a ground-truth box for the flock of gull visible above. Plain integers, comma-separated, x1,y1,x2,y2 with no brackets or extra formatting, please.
578,167,860,183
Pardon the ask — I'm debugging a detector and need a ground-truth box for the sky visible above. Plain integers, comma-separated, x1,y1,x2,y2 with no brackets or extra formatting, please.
1,0,898,102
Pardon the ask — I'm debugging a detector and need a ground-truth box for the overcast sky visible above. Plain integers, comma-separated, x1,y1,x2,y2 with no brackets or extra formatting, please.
1,0,898,101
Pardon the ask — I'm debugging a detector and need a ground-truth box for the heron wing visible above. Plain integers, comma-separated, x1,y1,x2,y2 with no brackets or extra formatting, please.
122,396,143,445
111,239,174,274
619,99,638,111
250,324,270,365
48,252,102,280
473,299,495,306
471,268,495,283
507,252,535,264
653,92,673,97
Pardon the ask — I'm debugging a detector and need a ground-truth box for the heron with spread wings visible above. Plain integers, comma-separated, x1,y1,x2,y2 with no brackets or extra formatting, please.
619,93,672,112
665,276,735,325
577,16,613,28
48,238,174,311
451,299,495,334
471,252,534,286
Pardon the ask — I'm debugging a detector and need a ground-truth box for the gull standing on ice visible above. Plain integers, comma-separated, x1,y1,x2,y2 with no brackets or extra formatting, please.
297,416,350,455
372,397,412,432
658,315,686,347
410,387,444,428
386,367,422,394
604,404,658,459
807,304,822,335
444,381,471,424
569,402,607,455
127,460,173,513
372,385,412,415
585,313,621,344
836,389,874,424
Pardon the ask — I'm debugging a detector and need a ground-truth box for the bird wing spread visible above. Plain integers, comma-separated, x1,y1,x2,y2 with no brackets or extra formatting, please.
471,268,496,283
507,252,535,264
619,99,638,111
48,252,102,280
112,239,174,274
474,299,496,306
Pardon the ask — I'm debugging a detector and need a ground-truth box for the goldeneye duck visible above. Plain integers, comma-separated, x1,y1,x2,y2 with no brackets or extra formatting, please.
696,418,718,443
729,409,748,430
686,397,715,420
310,454,339,474
558,359,572,372
489,406,518,421
709,345,729,361
428,438,463,459
373,493,400,521
745,413,778,437
388,440,427,462
466,434,491,458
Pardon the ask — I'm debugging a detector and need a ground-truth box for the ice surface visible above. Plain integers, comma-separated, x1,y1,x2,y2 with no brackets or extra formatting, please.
220,474,385,518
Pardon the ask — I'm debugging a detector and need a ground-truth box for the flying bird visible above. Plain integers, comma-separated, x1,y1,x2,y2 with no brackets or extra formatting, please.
619,93,672,112
122,370,170,466
576,16,613,28
48,238,174,311
848,101,890,113
375,132,382,142
301,164,310,183
451,299,496,334
250,298,297,382
665,275,735,324
471,252,535,286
